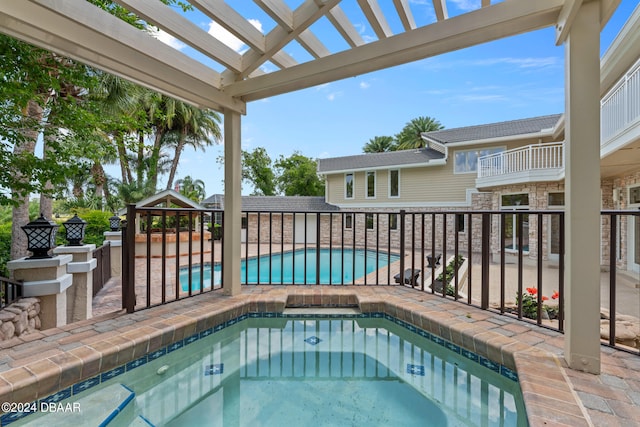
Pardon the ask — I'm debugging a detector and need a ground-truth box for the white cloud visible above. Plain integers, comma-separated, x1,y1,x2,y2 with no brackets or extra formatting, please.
359,81,371,89
148,28,186,51
449,0,481,12
208,19,263,53
327,92,343,101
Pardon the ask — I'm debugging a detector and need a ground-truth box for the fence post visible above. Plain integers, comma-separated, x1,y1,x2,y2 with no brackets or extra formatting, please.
481,213,490,310
122,204,136,313
399,210,406,284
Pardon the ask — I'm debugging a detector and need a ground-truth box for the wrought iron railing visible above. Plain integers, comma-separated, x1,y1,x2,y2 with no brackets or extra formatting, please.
92,242,111,297
122,205,640,355
1,276,22,308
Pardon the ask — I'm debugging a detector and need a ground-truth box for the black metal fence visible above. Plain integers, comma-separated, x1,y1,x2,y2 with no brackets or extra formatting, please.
0,276,22,308
92,243,112,297
122,205,640,355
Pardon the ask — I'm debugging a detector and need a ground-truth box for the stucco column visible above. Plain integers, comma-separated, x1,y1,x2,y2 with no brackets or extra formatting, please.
223,109,242,295
104,231,122,278
563,0,601,374
53,244,97,323
7,255,73,329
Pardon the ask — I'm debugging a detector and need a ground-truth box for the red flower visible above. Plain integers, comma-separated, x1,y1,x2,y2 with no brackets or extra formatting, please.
526,287,537,295
551,291,559,300
541,296,549,301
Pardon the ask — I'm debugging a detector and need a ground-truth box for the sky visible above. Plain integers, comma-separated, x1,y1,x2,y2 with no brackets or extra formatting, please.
126,0,640,197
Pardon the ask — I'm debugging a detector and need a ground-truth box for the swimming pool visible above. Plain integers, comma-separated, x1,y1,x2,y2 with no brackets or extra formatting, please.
180,248,400,290
17,314,527,426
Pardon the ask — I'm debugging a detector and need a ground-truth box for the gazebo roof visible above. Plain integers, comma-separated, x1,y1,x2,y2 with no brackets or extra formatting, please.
118,189,204,215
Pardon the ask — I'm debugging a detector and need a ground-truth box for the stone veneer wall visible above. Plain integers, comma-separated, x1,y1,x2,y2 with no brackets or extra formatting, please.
243,192,494,255
0,298,41,341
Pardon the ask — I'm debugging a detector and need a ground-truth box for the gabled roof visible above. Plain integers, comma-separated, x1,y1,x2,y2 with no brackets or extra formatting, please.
317,148,444,174
423,114,563,145
202,195,338,212
317,114,563,174
135,189,205,210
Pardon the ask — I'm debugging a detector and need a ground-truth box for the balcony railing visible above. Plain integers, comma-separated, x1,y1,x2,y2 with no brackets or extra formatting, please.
601,57,640,142
122,205,640,356
476,142,564,186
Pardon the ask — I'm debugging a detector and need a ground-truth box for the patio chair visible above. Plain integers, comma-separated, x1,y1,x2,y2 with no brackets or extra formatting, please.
394,268,421,286
427,254,442,268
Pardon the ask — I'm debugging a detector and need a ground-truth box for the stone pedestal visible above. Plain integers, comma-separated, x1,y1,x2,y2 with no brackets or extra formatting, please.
53,245,97,323
104,231,122,278
7,255,73,329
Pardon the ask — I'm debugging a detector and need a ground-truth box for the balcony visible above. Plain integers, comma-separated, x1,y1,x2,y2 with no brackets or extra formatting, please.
476,142,565,189
601,57,640,159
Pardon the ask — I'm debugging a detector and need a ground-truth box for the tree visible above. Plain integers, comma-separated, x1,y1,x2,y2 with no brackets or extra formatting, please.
275,152,324,196
164,105,221,190
363,136,396,153
176,176,206,203
395,116,444,150
241,148,277,196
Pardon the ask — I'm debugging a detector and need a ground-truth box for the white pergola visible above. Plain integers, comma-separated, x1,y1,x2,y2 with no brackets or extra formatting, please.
0,0,622,374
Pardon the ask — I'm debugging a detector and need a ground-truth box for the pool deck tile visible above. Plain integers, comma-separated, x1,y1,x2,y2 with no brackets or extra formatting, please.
0,285,638,426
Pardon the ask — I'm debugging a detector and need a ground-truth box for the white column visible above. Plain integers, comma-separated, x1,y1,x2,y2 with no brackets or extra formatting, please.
104,231,122,278
53,244,97,323
223,110,242,295
564,0,601,374
7,255,73,329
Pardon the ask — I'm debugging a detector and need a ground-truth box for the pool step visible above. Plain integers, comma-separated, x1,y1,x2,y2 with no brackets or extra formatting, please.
17,383,135,427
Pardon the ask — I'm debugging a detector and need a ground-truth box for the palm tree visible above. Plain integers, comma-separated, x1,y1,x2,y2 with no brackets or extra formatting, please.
164,105,222,190
362,136,396,153
395,116,444,150
175,176,206,203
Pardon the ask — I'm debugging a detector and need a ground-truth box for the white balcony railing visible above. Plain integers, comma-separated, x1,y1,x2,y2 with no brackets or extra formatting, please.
602,57,640,142
477,142,564,179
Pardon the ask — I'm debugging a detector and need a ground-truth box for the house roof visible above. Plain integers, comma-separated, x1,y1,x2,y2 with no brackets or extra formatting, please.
202,195,339,212
423,114,563,145
317,114,563,174
317,148,444,174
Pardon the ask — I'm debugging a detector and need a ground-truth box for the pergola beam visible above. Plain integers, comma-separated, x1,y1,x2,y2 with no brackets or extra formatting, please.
326,5,365,48
227,0,564,101
393,0,416,31
357,0,393,39
113,0,242,72
432,0,448,21
1,0,244,113
230,0,341,80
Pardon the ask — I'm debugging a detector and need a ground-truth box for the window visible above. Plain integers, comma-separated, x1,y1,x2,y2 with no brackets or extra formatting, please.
366,171,375,198
389,170,399,198
501,193,529,207
366,213,375,230
630,186,640,204
241,216,248,229
389,213,398,230
456,214,465,233
548,192,565,206
345,173,354,199
454,147,505,174
345,214,353,229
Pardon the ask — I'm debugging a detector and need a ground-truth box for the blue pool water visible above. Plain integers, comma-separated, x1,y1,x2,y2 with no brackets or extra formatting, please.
180,248,400,290
19,315,527,426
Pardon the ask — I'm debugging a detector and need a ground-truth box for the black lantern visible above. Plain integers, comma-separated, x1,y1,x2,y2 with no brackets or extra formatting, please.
109,213,122,231
21,214,59,259
63,214,87,246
